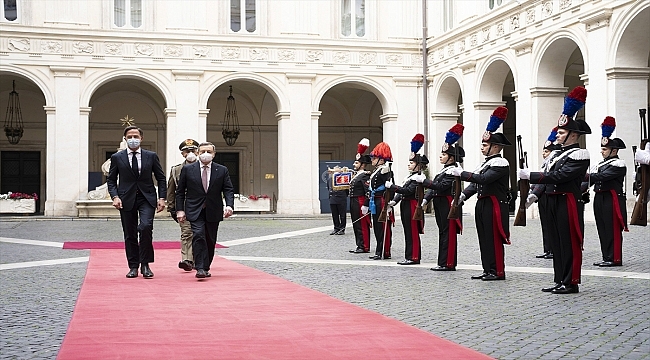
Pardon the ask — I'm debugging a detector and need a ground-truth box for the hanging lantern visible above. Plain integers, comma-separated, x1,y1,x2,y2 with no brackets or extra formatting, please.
222,85,240,146
4,80,24,145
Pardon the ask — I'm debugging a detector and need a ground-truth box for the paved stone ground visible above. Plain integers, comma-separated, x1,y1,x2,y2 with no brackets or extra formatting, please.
1,213,648,359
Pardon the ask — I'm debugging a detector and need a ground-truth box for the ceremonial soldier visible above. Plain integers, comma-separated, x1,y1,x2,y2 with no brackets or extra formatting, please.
450,107,511,281
519,86,591,294
583,117,627,267
348,138,372,254
167,139,199,271
366,142,394,260
526,128,561,260
386,134,428,265
415,124,465,271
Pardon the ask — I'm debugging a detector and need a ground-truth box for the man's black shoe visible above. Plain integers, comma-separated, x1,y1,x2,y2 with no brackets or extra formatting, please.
205,271,211,277
370,255,382,260
535,252,549,258
195,269,206,278
349,248,369,253
430,266,455,271
471,273,488,280
542,283,561,292
552,285,579,294
593,261,605,266
178,260,193,271
544,253,554,259
329,230,338,235
397,259,420,265
141,264,153,278
481,273,505,281
126,268,138,278
335,230,345,235
383,255,391,260
598,261,622,267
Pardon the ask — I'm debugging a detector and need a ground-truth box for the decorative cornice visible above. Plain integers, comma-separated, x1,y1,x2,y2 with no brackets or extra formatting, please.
43,106,56,115
457,60,476,74
310,111,322,120
578,8,612,32
393,76,421,87
473,101,506,110
286,73,316,84
79,107,92,115
579,73,589,86
164,108,177,117
510,39,534,56
171,69,204,80
430,112,461,121
606,67,650,80
198,109,210,116
275,111,291,120
50,66,84,77
529,86,567,97
379,114,398,122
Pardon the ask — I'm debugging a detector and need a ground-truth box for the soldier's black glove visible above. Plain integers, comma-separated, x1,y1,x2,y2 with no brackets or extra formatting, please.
170,210,178,223
581,192,590,204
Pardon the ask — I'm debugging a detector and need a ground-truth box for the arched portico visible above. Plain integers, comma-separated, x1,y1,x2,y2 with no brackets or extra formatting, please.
431,73,464,169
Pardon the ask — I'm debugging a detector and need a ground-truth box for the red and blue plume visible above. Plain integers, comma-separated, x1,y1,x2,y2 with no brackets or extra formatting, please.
445,124,464,145
486,106,508,132
562,86,587,117
601,116,616,138
410,133,425,153
547,127,558,142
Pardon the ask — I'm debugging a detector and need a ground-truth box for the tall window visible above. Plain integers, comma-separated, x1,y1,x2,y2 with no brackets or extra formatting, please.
2,0,17,21
341,0,365,37
489,0,503,10
231,0,255,33
114,0,142,28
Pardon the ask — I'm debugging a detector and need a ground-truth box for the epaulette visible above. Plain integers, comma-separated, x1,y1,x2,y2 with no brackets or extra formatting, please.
487,157,509,167
568,149,590,161
380,164,391,174
609,159,626,167
442,165,462,175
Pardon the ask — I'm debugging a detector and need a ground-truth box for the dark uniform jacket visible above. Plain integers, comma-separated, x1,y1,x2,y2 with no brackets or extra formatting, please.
389,173,419,203
349,170,370,197
326,173,349,205
423,164,458,201
365,164,393,206
461,154,510,202
582,156,626,195
529,144,590,197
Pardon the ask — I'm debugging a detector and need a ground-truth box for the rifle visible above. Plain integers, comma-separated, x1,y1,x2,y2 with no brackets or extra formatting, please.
630,108,649,226
413,169,425,221
513,135,529,226
447,145,462,220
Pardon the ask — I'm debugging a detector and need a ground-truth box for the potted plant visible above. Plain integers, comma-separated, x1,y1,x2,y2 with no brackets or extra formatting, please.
0,192,38,213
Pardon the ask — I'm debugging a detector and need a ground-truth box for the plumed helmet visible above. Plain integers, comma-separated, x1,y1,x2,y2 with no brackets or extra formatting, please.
482,107,511,146
557,87,591,134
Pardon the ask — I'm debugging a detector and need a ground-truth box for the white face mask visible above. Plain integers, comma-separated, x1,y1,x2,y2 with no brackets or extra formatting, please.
185,152,197,163
199,152,213,164
126,138,141,149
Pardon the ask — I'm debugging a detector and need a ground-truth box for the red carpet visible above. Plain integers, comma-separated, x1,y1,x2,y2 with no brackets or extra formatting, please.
63,241,227,249
57,250,491,360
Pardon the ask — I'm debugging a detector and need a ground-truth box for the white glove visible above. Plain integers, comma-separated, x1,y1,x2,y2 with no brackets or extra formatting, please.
635,144,650,165
457,193,466,205
223,205,233,218
388,200,396,207
421,199,428,207
361,205,369,215
518,168,530,180
385,180,393,188
412,174,426,183
450,167,463,177
525,194,538,209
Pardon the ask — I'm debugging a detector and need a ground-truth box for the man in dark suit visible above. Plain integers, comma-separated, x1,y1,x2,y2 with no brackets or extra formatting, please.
107,126,167,279
175,142,235,279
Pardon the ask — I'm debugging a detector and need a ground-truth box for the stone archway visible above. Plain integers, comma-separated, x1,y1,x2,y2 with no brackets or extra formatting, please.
431,74,464,166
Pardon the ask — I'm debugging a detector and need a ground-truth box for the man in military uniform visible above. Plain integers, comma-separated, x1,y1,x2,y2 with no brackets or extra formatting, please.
583,117,627,267
416,124,465,271
519,86,590,294
167,139,199,271
327,166,349,235
348,138,372,253
366,142,394,260
450,107,511,281
526,127,561,260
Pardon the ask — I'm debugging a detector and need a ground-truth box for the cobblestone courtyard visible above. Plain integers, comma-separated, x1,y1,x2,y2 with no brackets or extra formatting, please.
1,214,648,359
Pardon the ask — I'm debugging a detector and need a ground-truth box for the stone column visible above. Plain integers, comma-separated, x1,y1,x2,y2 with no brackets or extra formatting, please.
276,73,317,214
607,67,650,200
458,60,479,170
430,112,461,172
530,86,567,147
163,108,177,176
392,76,421,182
511,39,536,166
45,66,85,216
168,70,203,174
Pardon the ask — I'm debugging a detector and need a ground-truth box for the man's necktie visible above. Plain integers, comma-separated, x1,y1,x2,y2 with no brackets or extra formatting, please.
131,152,139,176
202,165,208,192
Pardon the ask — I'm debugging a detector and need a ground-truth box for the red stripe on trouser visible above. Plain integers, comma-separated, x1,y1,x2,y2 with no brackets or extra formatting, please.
566,193,583,285
488,196,507,277
609,190,625,263
357,196,371,251
409,200,421,261
445,196,460,267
